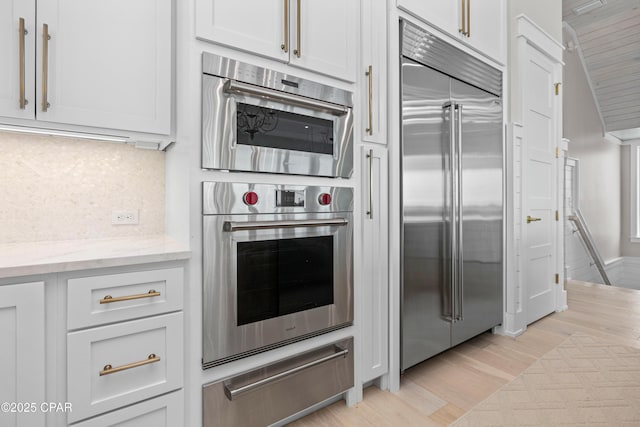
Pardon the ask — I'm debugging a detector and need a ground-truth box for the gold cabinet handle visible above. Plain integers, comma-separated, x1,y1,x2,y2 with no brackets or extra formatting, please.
19,18,28,109
42,23,51,112
366,65,373,135
99,354,160,376
281,0,289,52
467,0,471,37
459,0,466,35
527,215,542,224
100,290,161,304
293,0,301,58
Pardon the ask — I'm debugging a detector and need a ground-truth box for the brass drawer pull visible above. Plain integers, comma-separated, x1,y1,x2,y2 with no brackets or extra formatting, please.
100,290,161,304
527,215,542,224
294,0,301,57
99,354,160,376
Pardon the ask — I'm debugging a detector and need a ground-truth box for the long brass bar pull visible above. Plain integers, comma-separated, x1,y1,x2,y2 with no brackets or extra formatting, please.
366,65,373,135
99,354,160,376
224,345,348,400
100,290,161,304
527,215,542,224
42,23,50,112
19,18,28,109
294,0,301,57
467,0,471,37
367,149,374,219
281,0,289,52
459,0,466,35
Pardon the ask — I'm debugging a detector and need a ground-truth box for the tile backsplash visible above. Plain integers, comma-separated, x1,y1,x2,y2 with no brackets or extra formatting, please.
0,131,165,244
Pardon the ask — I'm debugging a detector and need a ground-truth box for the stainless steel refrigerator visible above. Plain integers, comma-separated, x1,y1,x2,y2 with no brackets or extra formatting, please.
400,21,504,371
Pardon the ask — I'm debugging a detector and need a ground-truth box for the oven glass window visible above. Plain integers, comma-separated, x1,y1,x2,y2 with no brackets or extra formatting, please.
236,103,334,155
236,236,334,326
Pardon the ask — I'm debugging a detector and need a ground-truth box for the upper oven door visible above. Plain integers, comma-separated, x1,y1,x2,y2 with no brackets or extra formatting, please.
202,75,353,178
202,212,353,366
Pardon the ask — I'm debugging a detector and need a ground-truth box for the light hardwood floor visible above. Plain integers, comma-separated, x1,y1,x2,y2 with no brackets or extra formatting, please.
290,280,640,426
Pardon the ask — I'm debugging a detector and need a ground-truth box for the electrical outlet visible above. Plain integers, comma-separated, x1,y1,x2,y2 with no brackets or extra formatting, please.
111,210,139,225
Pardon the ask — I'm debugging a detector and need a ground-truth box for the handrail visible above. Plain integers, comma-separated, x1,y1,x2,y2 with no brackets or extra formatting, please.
567,209,612,286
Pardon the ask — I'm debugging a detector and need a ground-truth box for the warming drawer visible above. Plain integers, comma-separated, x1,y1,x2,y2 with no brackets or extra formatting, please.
203,337,354,427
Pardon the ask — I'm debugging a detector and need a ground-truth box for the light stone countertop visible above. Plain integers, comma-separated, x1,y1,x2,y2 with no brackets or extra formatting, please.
0,235,191,279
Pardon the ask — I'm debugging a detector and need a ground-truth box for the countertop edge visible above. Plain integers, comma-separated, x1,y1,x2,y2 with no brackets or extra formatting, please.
0,236,192,280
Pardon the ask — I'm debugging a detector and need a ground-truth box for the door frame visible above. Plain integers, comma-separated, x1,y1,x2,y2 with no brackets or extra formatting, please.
498,15,566,337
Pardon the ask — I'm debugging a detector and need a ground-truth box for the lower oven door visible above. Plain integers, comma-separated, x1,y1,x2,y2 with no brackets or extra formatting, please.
203,212,353,367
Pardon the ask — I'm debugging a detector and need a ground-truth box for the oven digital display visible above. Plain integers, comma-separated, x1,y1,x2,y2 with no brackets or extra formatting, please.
276,190,305,207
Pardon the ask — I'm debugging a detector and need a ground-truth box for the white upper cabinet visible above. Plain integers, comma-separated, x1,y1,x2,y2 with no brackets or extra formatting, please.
397,0,458,37
0,0,172,136
361,0,387,144
0,1,36,120
196,0,358,82
397,0,505,64
196,0,288,63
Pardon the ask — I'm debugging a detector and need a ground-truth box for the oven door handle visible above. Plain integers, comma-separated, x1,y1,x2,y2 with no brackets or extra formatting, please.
224,80,349,116
223,218,348,232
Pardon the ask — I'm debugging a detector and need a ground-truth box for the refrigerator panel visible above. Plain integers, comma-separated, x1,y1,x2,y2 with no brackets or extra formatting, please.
450,79,504,346
401,58,453,370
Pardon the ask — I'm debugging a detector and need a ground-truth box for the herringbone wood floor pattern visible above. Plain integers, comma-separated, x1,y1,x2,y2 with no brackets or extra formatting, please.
289,281,640,426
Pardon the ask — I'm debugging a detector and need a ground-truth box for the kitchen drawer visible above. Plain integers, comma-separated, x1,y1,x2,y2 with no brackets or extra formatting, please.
71,390,184,427
67,312,183,423
203,337,353,427
67,268,183,329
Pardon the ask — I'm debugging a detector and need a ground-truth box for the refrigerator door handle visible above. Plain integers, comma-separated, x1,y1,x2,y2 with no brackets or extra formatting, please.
455,104,464,322
443,101,456,322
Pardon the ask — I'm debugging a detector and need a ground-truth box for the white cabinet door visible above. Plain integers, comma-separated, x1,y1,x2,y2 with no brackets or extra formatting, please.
361,0,387,144
0,1,35,120
0,282,45,427
35,0,172,134
196,0,288,63
397,0,458,36
360,146,389,383
467,0,505,64
291,0,357,82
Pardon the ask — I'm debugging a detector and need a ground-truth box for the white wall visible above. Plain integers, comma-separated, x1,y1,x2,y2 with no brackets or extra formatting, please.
0,130,165,243
562,34,621,263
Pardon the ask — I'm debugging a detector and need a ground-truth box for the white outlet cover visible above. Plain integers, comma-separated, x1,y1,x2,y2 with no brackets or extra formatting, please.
111,210,139,225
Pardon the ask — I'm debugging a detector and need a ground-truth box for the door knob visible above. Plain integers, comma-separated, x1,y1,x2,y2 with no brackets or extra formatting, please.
527,215,542,224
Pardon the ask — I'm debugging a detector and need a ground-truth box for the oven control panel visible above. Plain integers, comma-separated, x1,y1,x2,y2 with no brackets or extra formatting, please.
203,182,353,215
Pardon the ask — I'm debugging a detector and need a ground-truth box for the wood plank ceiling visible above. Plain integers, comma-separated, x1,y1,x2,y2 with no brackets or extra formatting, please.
563,0,640,139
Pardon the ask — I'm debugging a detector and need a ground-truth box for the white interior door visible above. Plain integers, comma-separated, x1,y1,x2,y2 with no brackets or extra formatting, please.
523,46,559,325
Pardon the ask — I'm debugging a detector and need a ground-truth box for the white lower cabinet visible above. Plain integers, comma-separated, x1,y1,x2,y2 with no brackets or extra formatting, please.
360,146,389,383
71,390,183,427
0,281,46,427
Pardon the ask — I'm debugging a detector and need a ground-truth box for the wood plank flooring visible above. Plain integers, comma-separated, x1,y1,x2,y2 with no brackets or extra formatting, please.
290,280,640,426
